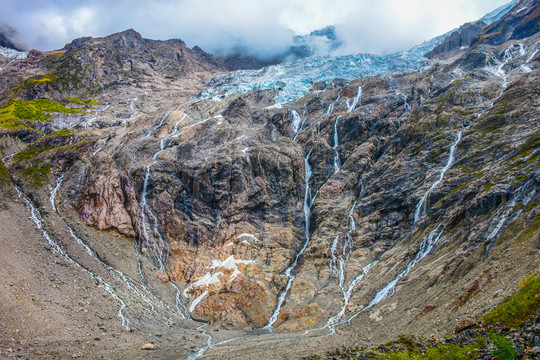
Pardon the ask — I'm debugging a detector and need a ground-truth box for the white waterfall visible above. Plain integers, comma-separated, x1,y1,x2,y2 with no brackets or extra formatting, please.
139,114,187,270
49,174,64,213
333,116,342,173
326,103,334,116
325,181,373,330
346,223,444,323
291,110,307,141
266,145,316,328
325,261,378,332
15,183,132,330
346,86,362,113
48,175,187,321
414,131,462,223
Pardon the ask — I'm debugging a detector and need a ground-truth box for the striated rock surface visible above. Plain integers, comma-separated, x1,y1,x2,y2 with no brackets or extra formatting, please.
425,21,487,59
0,1,539,357
473,0,540,46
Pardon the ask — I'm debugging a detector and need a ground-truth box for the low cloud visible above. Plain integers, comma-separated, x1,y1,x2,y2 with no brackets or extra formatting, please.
0,0,511,57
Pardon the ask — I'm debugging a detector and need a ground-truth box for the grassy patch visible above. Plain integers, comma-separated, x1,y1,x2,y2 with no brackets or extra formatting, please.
375,341,484,360
0,119,32,130
13,146,55,161
0,160,10,183
0,98,81,122
28,73,59,85
482,272,540,328
67,97,97,106
44,129,78,137
12,140,86,186
19,164,51,186
475,128,500,136
489,332,517,360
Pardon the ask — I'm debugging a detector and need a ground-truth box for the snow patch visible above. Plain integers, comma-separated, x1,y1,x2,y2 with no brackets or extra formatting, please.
183,255,254,312
189,290,209,312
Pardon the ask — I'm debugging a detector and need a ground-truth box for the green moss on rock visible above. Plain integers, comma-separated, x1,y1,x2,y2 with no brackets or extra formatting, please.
0,160,11,184
482,272,540,328
0,99,82,122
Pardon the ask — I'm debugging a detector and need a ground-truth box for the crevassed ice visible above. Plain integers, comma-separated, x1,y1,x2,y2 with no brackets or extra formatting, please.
0,46,28,60
195,0,519,105
197,51,430,104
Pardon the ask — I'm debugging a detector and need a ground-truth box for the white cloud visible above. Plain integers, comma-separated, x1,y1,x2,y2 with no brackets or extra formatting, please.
0,0,513,56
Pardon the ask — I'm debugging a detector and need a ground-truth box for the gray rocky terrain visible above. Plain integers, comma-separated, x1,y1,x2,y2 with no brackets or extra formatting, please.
0,0,539,358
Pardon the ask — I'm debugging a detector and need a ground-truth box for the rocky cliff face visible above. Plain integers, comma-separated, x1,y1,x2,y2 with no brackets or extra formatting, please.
473,0,539,46
425,21,487,59
0,29,226,105
0,1,539,358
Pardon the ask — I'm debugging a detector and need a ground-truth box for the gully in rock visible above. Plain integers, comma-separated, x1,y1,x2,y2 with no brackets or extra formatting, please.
138,113,187,270
346,223,445,323
484,178,537,257
50,175,186,322
414,131,462,224
333,115,342,173
16,183,132,330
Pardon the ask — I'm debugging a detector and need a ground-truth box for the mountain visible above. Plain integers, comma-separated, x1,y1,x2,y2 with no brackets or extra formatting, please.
0,0,539,359
0,29,226,106
424,21,487,59
473,0,540,45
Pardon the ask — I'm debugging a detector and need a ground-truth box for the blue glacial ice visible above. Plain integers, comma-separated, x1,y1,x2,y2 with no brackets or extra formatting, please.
194,0,517,105
196,32,450,104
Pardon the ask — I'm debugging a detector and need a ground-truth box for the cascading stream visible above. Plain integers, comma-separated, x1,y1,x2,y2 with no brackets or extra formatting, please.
325,261,378,333
139,113,187,270
265,145,315,328
265,110,336,328
292,110,307,141
414,131,462,223
324,181,379,331
346,223,445,323
346,86,362,113
145,109,176,138
15,183,132,330
483,43,526,93
50,175,187,321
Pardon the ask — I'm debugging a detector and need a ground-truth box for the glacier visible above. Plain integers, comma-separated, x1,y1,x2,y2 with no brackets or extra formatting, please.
0,45,28,60
194,28,452,104
194,0,518,105
196,46,437,104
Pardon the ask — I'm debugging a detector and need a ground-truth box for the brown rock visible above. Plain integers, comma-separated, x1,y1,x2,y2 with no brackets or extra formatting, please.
75,161,137,237
454,317,477,334
141,343,156,350
155,270,170,284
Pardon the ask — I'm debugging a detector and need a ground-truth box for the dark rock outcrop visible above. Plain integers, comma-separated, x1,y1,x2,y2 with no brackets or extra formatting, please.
472,0,539,46
425,21,487,59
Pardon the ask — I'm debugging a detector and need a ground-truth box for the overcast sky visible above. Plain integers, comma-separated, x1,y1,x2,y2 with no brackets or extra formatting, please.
0,0,511,57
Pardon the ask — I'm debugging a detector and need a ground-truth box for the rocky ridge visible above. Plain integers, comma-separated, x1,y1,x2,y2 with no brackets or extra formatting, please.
0,0,539,358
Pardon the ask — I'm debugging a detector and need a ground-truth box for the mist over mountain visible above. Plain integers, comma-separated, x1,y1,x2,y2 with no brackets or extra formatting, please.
0,1,539,359
1,0,511,57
